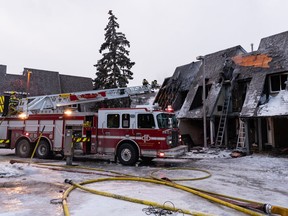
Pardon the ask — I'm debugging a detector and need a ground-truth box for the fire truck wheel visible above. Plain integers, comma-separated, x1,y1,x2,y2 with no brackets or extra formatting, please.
117,143,138,166
16,139,33,158
35,140,51,159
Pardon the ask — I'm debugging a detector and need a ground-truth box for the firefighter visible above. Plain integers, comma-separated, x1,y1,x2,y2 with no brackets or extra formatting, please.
8,92,19,115
142,79,149,87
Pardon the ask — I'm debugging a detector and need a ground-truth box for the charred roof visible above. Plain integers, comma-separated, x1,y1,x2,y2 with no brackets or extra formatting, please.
231,31,288,117
178,45,246,119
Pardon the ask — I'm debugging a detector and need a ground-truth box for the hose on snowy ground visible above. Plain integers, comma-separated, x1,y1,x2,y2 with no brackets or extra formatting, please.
149,167,212,181
149,168,288,216
63,177,270,216
9,160,288,215
63,177,212,216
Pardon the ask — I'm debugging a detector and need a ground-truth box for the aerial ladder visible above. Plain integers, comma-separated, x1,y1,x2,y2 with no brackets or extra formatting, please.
2,85,151,116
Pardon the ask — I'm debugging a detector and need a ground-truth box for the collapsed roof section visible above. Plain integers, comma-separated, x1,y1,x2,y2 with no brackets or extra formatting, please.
177,46,246,119
154,61,201,111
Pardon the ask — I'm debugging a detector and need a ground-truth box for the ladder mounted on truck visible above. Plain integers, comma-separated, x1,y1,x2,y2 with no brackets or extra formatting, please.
9,85,151,115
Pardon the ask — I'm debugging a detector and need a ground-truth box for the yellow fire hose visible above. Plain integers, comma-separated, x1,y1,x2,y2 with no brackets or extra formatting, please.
29,126,46,164
63,177,270,216
9,160,288,215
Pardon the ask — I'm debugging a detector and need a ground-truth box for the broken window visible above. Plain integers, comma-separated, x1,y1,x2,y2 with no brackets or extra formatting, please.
174,90,188,110
189,84,211,110
232,81,248,112
190,86,203,109
269,73,288,93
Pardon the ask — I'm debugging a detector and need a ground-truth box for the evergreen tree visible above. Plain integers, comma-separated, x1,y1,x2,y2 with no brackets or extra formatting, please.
94,10,135,89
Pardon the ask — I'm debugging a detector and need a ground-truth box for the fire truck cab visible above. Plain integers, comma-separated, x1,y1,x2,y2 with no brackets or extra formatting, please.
97,107,186,165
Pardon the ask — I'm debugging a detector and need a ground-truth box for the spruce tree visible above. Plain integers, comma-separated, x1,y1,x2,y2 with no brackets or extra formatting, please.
94,10,135,89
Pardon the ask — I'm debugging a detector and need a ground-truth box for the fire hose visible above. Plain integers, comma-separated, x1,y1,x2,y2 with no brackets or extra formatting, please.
9,160,288,215
63,177,276,216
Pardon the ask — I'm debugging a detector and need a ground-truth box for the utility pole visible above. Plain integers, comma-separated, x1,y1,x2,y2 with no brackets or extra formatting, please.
196,56,207,149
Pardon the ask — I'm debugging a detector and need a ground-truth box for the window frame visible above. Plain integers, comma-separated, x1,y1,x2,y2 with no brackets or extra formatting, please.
107,114,120,128
122,113,130,128
269,73,288,93
137,113,155,129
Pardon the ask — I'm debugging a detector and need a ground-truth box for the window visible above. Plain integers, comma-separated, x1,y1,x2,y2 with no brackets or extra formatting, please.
137,114,155,128
107,114,120,128
270,73,288,93
189,84,211,110
122,114,130,128
157,113,178,128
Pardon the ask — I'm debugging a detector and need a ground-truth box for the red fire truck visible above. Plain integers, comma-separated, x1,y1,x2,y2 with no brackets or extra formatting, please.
0,86,187,165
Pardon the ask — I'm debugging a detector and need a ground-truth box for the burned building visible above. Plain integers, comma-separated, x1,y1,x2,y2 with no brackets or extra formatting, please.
155,31,288,153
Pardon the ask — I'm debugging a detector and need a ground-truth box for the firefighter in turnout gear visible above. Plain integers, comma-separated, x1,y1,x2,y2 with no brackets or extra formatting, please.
9,92,19,115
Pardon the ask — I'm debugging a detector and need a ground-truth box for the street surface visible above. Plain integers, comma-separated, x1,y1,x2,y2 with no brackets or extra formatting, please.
0,149,287,216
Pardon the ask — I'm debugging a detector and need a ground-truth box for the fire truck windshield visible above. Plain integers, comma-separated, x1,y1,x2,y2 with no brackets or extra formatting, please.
156,113,178,129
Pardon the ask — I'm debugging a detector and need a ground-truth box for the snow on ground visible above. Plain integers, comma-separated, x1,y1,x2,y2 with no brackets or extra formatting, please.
0,149,288,216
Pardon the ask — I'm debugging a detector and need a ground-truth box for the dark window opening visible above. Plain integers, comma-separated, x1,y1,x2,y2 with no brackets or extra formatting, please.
174,90,188,110
190,84,211,110
231,81,249,112
190,86,203,110
137,114,155,128
107,114,120,128
270,73,288,93
270,75,280,92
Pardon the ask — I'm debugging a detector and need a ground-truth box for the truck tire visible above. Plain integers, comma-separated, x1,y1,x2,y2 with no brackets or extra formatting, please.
16,139,33,158
117,143,138,166
36,140,51,159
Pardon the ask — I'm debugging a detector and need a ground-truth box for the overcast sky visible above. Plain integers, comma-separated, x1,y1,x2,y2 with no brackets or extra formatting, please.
1,0,288,86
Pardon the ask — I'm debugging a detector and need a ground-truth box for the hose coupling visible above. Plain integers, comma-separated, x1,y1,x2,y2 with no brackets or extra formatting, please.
263,204,272,214
64,179,73,185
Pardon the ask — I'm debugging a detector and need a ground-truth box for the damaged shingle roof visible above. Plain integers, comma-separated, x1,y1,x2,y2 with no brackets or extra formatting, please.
232,31,288,117
154,61,201,111
178,46,246,119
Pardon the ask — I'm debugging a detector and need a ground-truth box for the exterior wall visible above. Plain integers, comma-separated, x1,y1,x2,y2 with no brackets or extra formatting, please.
24,68,61,96
0,65,26,94
0,65,7,76
0,65,93,96
60,74,93,93
179,119,203,146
